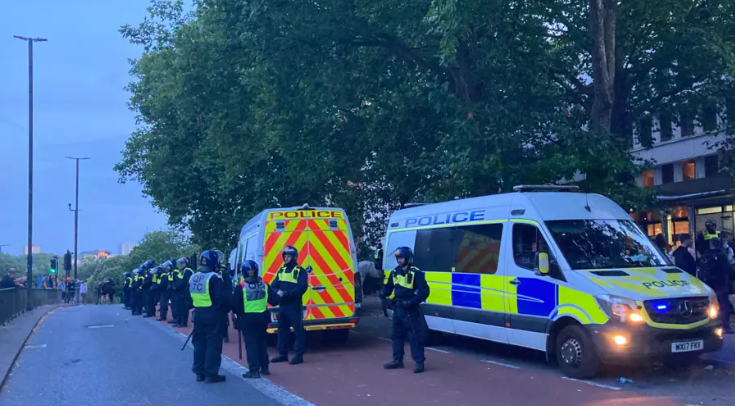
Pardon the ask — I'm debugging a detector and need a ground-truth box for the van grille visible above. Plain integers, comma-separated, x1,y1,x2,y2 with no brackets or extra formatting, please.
643,297,710,325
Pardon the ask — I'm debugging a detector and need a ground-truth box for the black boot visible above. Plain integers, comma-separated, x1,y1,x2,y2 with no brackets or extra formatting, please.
383,359,404,370
205,375,226,383
242,371,261,379
413,362,425,374
196,375,205,382
289,356,303,365
260,367,270,376
270,354,288,363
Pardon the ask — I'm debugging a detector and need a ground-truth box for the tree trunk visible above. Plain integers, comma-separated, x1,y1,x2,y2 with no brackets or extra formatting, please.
589,0,618,132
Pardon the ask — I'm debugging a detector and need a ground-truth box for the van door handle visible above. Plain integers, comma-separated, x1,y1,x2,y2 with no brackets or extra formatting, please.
313,285,326,292
509,278,521,286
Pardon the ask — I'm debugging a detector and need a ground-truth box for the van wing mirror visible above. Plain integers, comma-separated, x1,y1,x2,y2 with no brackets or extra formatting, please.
535,252,550,275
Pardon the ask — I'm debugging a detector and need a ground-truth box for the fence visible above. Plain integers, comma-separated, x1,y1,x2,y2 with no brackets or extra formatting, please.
0,288,63,326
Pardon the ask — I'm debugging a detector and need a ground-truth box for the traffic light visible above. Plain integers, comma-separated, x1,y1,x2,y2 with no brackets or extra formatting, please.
64,251,72,271
49,257,58,274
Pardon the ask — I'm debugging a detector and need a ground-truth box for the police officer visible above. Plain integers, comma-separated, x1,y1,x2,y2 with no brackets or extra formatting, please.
374,242,384,271
231,260,280,378
143,266,158,318
123,271,133,310
168,259,182,325
381,247,430,373
697,220,721,258
158,260,173,321
131,268,144,316
189,250,229,383
270,246,309,365
174,257,194,327
214,250,232,343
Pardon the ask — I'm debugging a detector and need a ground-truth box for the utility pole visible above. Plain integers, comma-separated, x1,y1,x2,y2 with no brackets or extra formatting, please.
14,35,47,311
67,157,89,281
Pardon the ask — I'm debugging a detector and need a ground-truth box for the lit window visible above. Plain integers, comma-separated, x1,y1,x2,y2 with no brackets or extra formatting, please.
642,170,654,187
682,160,696,181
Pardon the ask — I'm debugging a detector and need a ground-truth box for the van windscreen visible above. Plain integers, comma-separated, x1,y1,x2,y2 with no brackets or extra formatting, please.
545,219,668,270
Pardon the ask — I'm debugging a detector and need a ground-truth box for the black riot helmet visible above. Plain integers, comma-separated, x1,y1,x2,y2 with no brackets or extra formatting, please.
282,246,298,265
199,250,219,272
394,246,413,265
241,260,260,280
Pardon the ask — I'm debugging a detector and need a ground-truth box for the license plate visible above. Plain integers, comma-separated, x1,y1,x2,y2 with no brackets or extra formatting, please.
671,340,704,353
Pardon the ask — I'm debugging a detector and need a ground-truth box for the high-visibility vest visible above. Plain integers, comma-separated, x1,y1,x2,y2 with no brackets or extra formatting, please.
125,277,132,287
243,280,268,313
189,272,216,308
276,266,303,284
167,272,174,282
374,249,382,260
154,275,161,284
704,230,720,241
391,267,419,290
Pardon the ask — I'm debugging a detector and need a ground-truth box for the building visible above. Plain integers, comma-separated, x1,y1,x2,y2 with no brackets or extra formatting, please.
630,101,735,246
23,244,42,255
119,242,136,256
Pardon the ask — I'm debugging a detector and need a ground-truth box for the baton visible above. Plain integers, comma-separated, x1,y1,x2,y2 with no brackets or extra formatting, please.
181,330,194,350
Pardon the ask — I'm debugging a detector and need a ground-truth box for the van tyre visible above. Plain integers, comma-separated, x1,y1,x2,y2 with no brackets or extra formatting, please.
324,329,350,344
555,325,600,379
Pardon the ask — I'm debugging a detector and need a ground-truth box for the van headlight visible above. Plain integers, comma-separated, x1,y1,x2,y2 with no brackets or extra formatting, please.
596,295,645,324
708,293,719,319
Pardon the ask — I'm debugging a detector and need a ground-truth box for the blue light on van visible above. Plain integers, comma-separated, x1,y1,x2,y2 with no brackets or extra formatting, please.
656,305,667,311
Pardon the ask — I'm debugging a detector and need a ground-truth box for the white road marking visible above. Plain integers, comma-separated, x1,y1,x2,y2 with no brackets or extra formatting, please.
87,324,114,329
24,344,47,349
561,377,621,391
426,347,451,354
480,359,521,369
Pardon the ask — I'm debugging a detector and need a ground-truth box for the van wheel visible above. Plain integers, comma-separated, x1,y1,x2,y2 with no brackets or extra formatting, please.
555,325,600,379
324,329,349,345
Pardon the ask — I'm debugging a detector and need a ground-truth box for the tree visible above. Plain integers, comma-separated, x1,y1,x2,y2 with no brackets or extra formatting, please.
118,0,735,248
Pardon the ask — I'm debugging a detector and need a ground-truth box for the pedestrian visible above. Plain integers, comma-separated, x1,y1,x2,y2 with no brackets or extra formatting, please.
380,247,430,373
189,249,229,383
699,238,733,334
655,233,673,262
174,257,194,327
697,219,720,258
0,268,18,289
673,233,697,276
270,246,309,365
231,260,280,379
80,281,88,304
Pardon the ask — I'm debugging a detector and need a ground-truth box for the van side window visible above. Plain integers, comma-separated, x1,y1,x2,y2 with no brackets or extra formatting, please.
414,228,459,272
513,223,551,271
385,230,417,270
244,236,257,262
454,224,503,274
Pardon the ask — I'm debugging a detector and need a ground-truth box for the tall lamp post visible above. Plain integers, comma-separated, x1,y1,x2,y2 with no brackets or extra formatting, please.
66,157,89,281
14,35,47,311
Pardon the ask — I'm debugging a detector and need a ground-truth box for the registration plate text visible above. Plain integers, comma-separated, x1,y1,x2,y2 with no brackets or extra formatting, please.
671,340,703,353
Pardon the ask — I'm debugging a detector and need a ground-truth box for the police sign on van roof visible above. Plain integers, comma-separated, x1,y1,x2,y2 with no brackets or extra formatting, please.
268,210,344,220
398,209,487,229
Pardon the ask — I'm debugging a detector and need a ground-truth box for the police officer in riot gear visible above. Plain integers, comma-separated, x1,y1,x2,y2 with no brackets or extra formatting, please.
190,250,229,383
123,271,133,310
143,266,158,318
158,260,173,321
381,247,430,373
697,219,721,257
131,268,144,315
231,260,280,378
174,257,194,327
214,250,232,343
270,245,309,365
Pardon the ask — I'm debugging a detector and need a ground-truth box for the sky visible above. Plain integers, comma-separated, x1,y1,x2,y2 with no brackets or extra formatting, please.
0,1,168,256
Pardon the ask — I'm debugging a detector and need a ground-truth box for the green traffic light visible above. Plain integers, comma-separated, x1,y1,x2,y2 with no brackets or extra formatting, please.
50,268,57,274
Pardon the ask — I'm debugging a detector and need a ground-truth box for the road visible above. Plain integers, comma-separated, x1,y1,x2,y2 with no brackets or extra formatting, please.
0,305,300,406
2,299,734,406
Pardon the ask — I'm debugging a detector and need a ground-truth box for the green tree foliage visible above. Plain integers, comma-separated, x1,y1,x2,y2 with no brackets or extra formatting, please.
117,0,735,248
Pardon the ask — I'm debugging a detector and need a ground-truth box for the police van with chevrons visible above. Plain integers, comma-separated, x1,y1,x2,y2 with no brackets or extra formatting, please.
382,185,724,378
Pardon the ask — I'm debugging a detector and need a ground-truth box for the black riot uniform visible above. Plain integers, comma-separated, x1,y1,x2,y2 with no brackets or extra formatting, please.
381,247,430,373
131,269,144,316
190,250,230,383
122,272,132,309
270,245,309,365
231,260,280,378
143,267,156,318
216,259,232,344
158,260,174,321
174,258,194,327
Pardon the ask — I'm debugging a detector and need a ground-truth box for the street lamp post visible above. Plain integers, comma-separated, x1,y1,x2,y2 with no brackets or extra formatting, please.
66,157,89,282
14,35,47,311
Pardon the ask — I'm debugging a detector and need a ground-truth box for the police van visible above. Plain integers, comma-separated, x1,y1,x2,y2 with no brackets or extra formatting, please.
235,205,361,342
382,186,724,378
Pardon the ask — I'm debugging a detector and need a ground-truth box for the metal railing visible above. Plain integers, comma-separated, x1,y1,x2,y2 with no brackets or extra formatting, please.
0,288,63,326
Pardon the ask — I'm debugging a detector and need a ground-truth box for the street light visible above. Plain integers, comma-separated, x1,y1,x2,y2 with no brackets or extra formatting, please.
15,35,47,311
66,157,89,281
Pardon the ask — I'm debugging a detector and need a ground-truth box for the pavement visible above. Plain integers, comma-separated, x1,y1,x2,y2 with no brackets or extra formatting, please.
3,299,735,406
